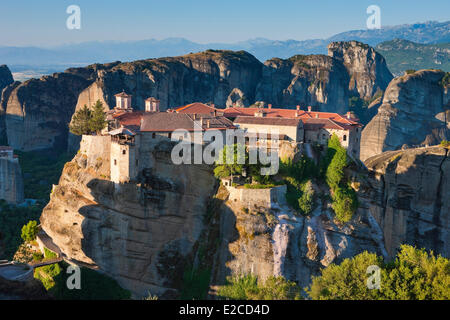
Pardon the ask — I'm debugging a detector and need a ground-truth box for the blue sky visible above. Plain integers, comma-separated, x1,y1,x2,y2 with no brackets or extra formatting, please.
1,0,449,46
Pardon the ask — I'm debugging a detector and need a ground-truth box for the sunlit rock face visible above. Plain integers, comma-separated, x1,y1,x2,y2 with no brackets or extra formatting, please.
328,41,393,100
360,70,449,161
361,146,449,259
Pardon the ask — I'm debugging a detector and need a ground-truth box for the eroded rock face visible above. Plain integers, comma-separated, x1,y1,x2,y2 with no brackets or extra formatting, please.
5,73,91,151
0,65,13,92
255,55,350,113
0,158,24,204
360,70,449,161
74,51,263,113
40,137,217,297
328,41,393,100
361,146,449,259
211,187,387,290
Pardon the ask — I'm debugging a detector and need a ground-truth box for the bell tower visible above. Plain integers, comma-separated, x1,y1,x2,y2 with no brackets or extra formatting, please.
145,97,160,112
115,92,132,111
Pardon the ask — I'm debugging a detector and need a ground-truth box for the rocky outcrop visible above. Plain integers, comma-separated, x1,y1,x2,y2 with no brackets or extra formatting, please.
328,41,393,100
4,72,92,151
40,136,217,298
0,65,13,93
1,44,395,151
360,70,449,161
0,157,24,204
210,184,387,290
255,55,350,113
360,146,449,259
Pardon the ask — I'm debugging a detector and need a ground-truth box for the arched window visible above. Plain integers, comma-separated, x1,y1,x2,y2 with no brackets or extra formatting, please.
343,135,347,141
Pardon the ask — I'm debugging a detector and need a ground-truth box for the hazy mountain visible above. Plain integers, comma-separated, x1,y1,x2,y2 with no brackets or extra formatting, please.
376,39,450,76
1,20,449,80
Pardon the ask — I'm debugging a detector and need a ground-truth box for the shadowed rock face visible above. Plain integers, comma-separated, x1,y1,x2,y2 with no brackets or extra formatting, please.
255,55,350,113
360,146,449,259
360,70,449,161
328,41,393,100
40,137,217,298
0,65,13,93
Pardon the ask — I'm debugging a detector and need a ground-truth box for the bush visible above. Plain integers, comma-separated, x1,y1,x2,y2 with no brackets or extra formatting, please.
21,220,39,242
298,180,315,215
306,245,450,300
440,140,450,148
218,274,301,300
323,134,358,222
331,186,358,223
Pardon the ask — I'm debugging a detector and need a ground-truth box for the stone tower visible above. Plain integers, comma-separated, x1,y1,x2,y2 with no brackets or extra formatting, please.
115,92,133,111
145,97,160,112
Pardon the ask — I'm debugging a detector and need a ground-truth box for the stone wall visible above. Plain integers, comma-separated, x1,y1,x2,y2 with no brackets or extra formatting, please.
225,185,287,209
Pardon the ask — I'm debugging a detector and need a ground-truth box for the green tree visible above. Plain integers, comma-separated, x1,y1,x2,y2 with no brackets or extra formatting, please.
382,245,450,300
323,134,358,222
306,245,450,300
298,180,315,215
214,144,246,179
218,274,302,300
69,105,93,136
21,220,39,242
89,100,107,134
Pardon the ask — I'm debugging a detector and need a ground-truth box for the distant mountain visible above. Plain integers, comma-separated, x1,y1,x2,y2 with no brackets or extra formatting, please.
1,20,449,79
376,39,450,76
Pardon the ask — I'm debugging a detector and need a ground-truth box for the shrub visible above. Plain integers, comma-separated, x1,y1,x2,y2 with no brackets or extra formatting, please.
440,140,450,148
306,245,450,300
218,274,301,300
21,220,39,242
331,186,358,223
298,180,315,215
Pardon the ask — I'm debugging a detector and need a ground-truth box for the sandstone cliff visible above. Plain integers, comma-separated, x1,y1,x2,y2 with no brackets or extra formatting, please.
0,157,24,204
0,43,393,151
360,70,449,161
255,55,350,113
4,72,92,151
40,136,217,298
0,65,13,93
328,41,393,100
210,184,387,291
361,146,449,259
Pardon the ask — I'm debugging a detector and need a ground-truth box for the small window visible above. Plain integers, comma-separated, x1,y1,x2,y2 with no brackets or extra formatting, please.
168,133,172,139
123,150,126,155
136,159,139,166
343,135,347,141
114,159,117,165
152,133,156,139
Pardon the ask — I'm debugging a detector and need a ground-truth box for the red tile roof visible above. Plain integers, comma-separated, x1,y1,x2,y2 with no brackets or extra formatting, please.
223,106,362,129
140,113,235,132
112,111,144,126
234,116,302,127
174,102,221,115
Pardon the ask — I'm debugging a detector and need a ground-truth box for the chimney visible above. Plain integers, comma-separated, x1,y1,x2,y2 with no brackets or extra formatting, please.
296,105,300,111
315,113,319,118
210,103,215,109
200,117,203,127
207,120,210,128
308,106,312,112
268,104,272,110
347,111,351,119
295,111,298,117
